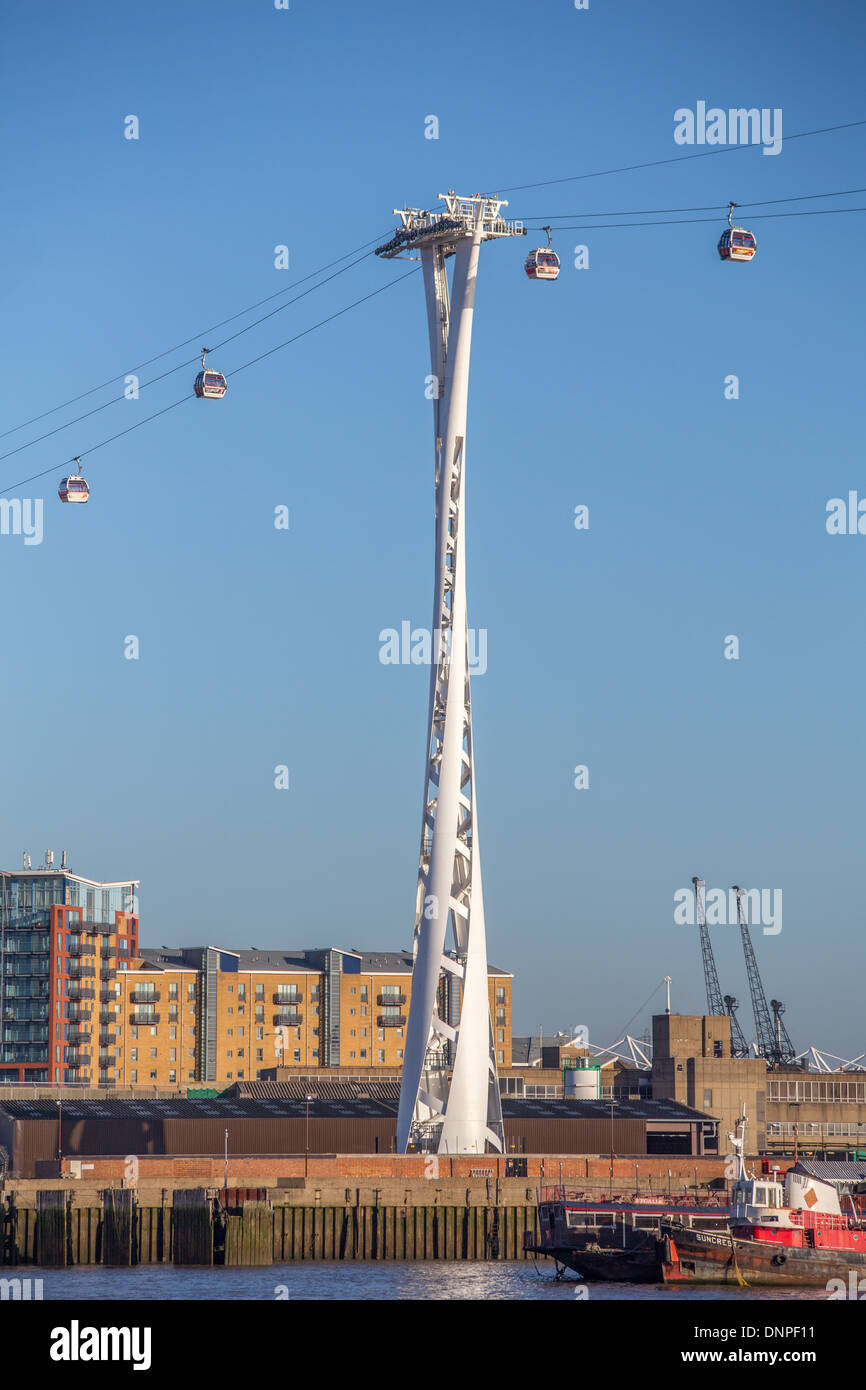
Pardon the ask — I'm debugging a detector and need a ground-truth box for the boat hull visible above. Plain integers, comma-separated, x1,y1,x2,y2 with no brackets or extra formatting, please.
527,1231,663,1283
661,1224,866,1287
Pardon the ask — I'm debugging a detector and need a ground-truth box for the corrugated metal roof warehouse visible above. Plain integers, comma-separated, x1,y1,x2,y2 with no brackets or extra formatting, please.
0,1097,716,1176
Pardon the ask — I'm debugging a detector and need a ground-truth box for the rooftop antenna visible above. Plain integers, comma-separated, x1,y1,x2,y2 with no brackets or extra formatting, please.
664,976,672,1014
61,850,67,870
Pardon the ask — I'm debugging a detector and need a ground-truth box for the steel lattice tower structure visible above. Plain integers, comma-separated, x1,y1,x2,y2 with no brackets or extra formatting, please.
376,193,525,1153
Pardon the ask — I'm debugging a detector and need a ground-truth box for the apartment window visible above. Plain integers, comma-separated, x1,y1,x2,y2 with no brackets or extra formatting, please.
313,1028,318,1036
226,1072,232,1079
169,1026,177,1040
131,1048,138,1062
169,1070,176,1084
150,1048,157,1058
255,985,264,1001
237,1070,244,1079
350,1008,356,1016
360,1049,367,1058
169,984,178,1000
227,1050,233,1058
238,984,246,999
187,983,196,998
256,1027,263,1040
293,1049,300,1062
169,1049,176,1062
189,1026,196,1036
227,985,234,994
227,1029,233,1037
378,1050,385,1064
703,1089,713,1109
361,1006,367,1017
130,1027,138,1041
237,1048,244,1057
397,1049,403,1060
350,986,356,995
255,1006,264,1021
130,1070,138,1083
361,1028,367,1038
360,986,368,1002
188,1048,195,1058
238,1006,245,1015
256,1049,263,1061
496,1009,506,1024
238,1026,245,1037
349,1051,356,1059
350,1029,356,1038
311,985,319,1001
498,1029,505,1043
189,1005,195,1015
187,1071,195,1080
169,1006,178,1020
497,1051,504,1064
227,1007,233,1015
149,1070,157,1081
378,1029,385,1042
495,986,506,1004
150,1026,157,1037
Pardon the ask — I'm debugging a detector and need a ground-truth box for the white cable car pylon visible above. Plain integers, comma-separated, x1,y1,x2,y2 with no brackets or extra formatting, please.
376,193,526,1153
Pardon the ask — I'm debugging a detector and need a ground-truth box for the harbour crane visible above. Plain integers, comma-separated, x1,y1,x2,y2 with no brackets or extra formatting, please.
732,885,796,1067
692,878,725,1018
692,879,752,1057
723,993,751,1058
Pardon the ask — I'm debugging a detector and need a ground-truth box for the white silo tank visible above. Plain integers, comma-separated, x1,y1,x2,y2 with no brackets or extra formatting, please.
564,1061,600,1100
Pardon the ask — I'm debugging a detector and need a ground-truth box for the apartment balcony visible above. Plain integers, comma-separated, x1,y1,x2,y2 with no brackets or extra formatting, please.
129,989,160,1004
66,986,96,1001
273,1010,303,1026
79,919,114,935
65,984,95,1006
67,1004,92,1020
101,945,117,959
100,965,117,981
98,1056,112,1070
98,1030,115,1046
67,964,97,980
67,1026,91,1043
99,988,117,1003
130,1012,160,1025
64,1050,91,1064
66,942,96,958
272,992,303,1006
377,993,407,1007
377,1014,407,1028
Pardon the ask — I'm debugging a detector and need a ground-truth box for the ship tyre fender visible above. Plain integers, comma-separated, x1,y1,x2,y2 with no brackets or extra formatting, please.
771,1253,787,1266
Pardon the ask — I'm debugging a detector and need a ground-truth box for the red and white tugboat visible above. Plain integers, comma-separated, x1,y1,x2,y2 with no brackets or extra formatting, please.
661,1112,866,1287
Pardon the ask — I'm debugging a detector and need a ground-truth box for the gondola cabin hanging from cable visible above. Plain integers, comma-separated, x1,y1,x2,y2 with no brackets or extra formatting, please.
718,202,757,262
524,226,561,281
194,347,227,399
58,460,89,504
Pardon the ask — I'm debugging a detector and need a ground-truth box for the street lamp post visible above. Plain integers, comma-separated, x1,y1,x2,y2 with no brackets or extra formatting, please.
56,1097,62,1173
305,1093,315,1180
224,1128,228,1196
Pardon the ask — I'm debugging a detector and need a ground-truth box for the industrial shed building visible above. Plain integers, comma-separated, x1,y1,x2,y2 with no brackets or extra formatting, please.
0,1095,716,1178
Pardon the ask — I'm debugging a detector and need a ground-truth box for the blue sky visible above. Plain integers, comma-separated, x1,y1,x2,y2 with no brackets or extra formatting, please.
1,0,865,1057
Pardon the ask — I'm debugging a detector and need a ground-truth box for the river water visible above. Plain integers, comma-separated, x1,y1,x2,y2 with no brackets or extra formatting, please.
26,1262,828,1300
